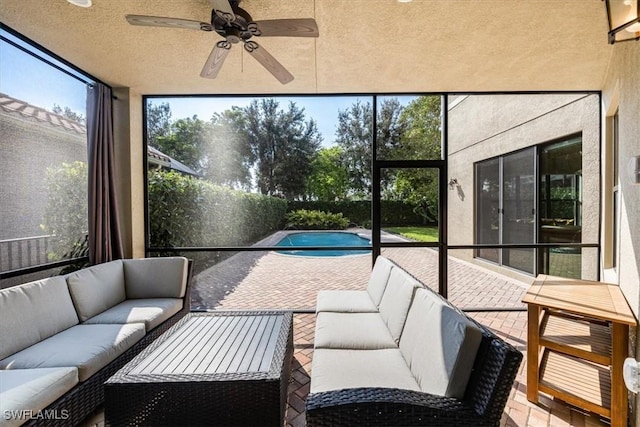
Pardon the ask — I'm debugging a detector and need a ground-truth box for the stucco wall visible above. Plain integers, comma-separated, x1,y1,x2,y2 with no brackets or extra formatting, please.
0,112,86,240
112,88,145,259
601,42,640,427
447,93,601,281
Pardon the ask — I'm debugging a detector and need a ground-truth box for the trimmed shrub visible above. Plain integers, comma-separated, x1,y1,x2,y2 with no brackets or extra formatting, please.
285,209,349,230
41,161,88,261
287,200,429,227
148,170,287,248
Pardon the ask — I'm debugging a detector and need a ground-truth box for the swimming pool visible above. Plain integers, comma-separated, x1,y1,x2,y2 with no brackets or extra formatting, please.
276,232,371,257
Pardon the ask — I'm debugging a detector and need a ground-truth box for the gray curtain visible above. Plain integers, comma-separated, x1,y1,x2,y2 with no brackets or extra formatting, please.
86,83,124,264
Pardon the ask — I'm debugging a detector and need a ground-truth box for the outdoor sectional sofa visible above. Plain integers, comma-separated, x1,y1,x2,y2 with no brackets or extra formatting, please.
0,256,192,427
307,256,523,426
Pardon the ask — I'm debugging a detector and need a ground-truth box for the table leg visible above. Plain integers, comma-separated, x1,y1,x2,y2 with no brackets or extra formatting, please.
527,304,541,403
611,322,628,427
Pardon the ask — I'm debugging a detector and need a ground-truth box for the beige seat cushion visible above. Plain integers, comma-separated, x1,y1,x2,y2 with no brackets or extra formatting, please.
314,257,394,314
366,256,394,306
123,257,188,299
378,268,421,343
315,290,378,313
0,367,78,427
66,260,126,322
314,312,396,350
310,348,420,394
83,298,183,331
0,324,145,381
399,288,483,398
0,277,79,360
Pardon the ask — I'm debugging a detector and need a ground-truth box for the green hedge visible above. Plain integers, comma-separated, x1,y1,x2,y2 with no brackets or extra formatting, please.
148,170,287,248
41,161,88,261
285,209,349,230
287,200,429,227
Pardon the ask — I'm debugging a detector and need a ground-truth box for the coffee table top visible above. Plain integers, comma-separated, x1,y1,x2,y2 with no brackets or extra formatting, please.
107,311,293,384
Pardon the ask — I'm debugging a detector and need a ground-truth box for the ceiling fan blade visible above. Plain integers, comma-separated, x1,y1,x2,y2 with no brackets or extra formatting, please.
250,18,319,37
126,15,212,31
210,0,235,22
200,41,232,79
244,41,294,84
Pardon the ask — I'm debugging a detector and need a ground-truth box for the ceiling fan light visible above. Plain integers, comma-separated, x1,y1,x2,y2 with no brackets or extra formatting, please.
67,0,92,7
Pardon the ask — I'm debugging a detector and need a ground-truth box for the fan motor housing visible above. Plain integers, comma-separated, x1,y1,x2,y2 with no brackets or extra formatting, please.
211,6,255,41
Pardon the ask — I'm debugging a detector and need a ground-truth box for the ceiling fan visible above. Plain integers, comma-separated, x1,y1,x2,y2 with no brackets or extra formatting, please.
125,0,319,84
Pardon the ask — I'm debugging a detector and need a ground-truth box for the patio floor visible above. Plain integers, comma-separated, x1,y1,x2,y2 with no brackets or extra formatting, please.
84,244,611,426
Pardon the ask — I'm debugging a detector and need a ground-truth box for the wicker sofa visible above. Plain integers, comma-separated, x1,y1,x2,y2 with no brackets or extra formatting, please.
306,256,523,427
0,256,192,427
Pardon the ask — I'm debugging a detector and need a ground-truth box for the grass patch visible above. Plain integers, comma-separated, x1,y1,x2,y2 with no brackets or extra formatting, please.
384,226,439,242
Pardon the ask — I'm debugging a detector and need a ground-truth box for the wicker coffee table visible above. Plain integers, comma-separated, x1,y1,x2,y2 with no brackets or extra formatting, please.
105,311,293,426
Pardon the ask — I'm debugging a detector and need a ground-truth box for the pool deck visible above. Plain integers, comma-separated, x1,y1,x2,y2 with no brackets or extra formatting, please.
192,229,529,311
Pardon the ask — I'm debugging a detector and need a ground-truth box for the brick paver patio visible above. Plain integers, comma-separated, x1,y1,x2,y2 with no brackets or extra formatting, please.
192,244,529,311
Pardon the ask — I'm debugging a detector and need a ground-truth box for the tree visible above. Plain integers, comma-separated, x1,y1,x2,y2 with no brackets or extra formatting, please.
398,95,441,159
146,102,172,148
52,104,85,124
238,99,322,200
41,161,88,260
335,100,372,198
305,146,350,201
203,108,253,189
376,97,407,160
155,116,207,173
335,98,407,198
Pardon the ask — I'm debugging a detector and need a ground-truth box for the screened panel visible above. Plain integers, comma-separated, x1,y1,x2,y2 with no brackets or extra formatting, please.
0,29,89,282
375,95,442,160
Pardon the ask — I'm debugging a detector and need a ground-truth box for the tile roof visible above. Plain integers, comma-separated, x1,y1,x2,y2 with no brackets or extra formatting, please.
0,93,86,134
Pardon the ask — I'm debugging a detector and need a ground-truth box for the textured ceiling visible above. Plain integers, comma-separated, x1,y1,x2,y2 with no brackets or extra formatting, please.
0,0,612,95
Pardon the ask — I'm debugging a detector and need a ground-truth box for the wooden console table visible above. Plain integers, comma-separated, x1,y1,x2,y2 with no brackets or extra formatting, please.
523,275,636,427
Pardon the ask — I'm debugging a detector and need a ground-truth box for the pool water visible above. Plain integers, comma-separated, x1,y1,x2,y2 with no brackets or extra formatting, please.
276,232,371,257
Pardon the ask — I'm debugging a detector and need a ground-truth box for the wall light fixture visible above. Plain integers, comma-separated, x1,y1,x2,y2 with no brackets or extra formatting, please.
629,155,640,184
604,0,640,43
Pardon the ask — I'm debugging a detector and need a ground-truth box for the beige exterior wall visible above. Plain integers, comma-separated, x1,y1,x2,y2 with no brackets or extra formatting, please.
447,93,600,281
112,88,145,259
601,43,640,427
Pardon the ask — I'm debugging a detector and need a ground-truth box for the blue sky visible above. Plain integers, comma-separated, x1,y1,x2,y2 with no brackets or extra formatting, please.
0,31,88,114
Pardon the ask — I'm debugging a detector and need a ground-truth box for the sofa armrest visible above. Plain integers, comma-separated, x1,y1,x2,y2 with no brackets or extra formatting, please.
306,388,488,427
463,326,523,425
123,257,189,299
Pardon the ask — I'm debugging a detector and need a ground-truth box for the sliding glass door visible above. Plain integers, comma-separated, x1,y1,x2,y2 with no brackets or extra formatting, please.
476,158,499,263
502,148,535,273
475,148,536,274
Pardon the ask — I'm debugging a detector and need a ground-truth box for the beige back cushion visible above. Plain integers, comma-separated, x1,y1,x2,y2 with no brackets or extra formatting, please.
399,288,483,398
66,260,126,322
366,256,394,306
0,277,79,360
377,268,420,343
123,257,188,299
